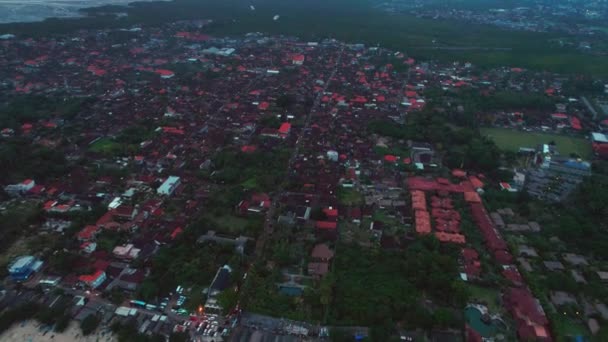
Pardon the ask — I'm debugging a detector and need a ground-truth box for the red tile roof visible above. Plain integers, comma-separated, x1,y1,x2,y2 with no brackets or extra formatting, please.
79,270,105,284
78,225,99,241
278,122,291,135
316,221,337,230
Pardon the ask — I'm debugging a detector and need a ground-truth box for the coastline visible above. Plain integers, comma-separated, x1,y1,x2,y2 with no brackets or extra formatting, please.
0,0,165,25
0,320,114,342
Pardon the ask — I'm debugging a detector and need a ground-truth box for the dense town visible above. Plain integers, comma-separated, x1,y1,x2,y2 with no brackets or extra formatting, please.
1,16,608,342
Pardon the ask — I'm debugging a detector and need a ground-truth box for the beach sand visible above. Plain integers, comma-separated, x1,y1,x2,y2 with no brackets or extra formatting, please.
0,320,115,342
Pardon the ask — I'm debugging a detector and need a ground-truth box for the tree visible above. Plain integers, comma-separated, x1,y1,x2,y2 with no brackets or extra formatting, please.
169,332,189,342
137,280,159,301
217,289,239,312
276,94,295,109
80,314,100,336
54,314,71,332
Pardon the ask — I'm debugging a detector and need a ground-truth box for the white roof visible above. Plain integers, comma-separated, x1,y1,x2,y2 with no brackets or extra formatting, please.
157,176,180,194
8,256,35,272
115,307,132,316
591,132,608,143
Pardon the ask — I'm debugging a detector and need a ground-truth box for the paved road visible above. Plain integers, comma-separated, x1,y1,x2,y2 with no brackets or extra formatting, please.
253,46,344,259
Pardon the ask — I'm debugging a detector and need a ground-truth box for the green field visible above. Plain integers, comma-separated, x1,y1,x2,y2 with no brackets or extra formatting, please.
480,128,592,158
89,138,122,154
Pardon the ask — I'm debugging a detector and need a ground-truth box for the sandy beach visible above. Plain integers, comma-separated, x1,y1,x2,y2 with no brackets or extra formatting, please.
0,320,115,342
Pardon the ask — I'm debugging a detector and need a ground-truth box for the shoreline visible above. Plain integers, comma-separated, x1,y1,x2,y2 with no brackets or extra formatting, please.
0,320,115,342
0,0,163,25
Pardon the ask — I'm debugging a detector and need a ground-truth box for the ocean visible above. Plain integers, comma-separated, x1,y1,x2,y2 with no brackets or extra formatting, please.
0,0,164,24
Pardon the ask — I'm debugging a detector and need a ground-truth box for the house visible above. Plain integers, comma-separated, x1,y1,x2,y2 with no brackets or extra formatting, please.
550,291,578,307
543,261,565,272
316,221,338,240
113,244,141,259
77,225,100,241
462,248,481,278
597,271,608,282
308,244,334,279
7,256,43,282
292,54,305,65
562,253,588,267
278,122,291,138
503,287,552,342
80,242,97,254
518,245,538,258
588,319,600,335
238,193,271,214
571,270,586,284
155,69,175,79
79,270,107,289
3,179,36,195
157,176,180,195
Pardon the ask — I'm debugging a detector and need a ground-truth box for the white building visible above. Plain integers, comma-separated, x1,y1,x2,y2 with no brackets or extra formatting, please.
4,179,35,195
157,176,181,195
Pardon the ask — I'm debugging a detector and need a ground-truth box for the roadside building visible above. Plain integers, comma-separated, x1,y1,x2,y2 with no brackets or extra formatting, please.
7,256,43,282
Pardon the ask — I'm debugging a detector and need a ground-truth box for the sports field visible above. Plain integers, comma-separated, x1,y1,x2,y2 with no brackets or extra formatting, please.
480,127,592,158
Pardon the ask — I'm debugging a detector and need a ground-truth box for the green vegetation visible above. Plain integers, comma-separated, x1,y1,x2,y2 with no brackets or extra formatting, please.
0,303,40,334
240,264,325,322
480,127,592,158
110,321,166,342
0,138,68,183
0,95,87,129
369,114,502,173
139,237,242,301
89,138,133,156
337,188,364,206
329,237,468,329
210,148,291,193
549,312,588,340
467,284,501,313
198,214,262,236
0,300,75,335
0,201,43,267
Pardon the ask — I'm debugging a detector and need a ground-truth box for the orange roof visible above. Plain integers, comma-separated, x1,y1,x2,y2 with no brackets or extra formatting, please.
469,176,484,189
434,232,466,244
415,210,431,234
464,191,481,203
411,191,427,208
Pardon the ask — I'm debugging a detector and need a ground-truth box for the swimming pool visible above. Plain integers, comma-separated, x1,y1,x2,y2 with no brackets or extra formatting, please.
465,306,504,337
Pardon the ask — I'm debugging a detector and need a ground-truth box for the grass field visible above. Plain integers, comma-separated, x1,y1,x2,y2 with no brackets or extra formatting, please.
205,214,262,235
89,138,122,154
467,284,502,313
480,127,592,158
337,188,364,206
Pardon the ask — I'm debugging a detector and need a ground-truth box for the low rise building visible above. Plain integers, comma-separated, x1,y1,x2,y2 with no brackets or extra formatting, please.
157,176,180,196
8,256,43,282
